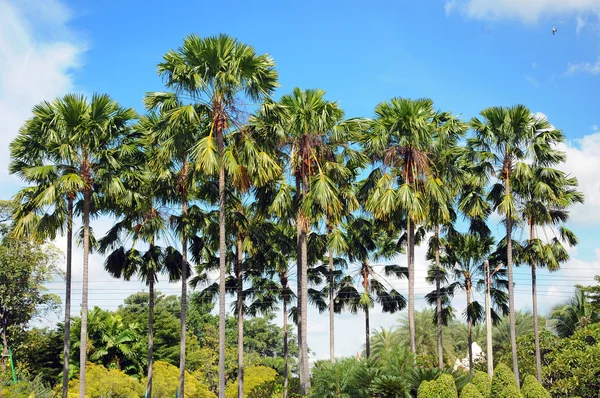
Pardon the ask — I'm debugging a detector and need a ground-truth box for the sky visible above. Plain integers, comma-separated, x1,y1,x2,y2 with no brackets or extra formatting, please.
1,0,600,362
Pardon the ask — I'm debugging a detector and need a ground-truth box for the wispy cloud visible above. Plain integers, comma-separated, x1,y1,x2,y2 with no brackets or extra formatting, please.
567,57,600,75
445,0,600,23
576,15,587,34
525,75,540,87
0,0,85,182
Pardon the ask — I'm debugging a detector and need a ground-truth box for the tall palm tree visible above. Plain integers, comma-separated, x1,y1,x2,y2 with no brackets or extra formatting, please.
153,33,278,398
425,126,466,369
515,160,583,382
98,164,183,397
9,94,136,397
439,232,508,377
362,97,461,355
335,217,407,358
260,88,352,395
468,105,553,385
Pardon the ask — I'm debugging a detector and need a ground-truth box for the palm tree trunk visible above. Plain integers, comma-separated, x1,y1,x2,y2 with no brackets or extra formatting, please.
530,222,542,383
408,219,416,355
364,307,370,358
295,175,303,393
484,260,493,377
329,246,335,363
218,128,227,398
62,196,73,397
434,225,443,369
299,173,310,395
282,292,289,398
506,176,520,386
179,190,188,398
237,233,244,398
467,281,473,378
79,189,91,398
147,270,155,398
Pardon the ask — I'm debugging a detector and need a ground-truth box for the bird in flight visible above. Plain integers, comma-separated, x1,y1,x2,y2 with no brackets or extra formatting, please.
552,26,557,35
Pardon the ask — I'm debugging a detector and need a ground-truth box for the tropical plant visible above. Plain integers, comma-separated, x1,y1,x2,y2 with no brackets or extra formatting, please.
9,93,137,397
490,363,520,397
549,288,598,338
468,105,557,385
520,375,550,398
439,232,508,376
335,216,406,358
459,383,483,398
471,371,491,398
361,97,462,356
150,33,279,397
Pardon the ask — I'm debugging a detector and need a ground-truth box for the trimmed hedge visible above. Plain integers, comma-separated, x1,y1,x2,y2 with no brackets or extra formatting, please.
417,374,458,398
521,375,550,398
491,364,519,397
459,383,484,398
498,383,523,398
471,371,491,398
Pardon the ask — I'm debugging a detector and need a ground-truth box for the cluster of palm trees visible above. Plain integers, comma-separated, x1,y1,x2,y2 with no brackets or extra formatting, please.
7,33,582,398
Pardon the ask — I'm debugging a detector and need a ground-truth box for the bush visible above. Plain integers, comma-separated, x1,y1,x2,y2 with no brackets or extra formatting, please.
67,363,143,398
521,375,550,398
490,364,519,397
225,365,277,398
436,374,458,398
459,383,483,398
417,375,458,398
498,383,523,398
311,358,360,398
417,380,437,398
471,371,491,398
1,375,52,398
144,361,215,398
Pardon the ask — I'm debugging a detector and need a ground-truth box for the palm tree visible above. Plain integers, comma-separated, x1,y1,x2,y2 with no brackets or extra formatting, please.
468,105,554,385
153,33,278,398
9,94,136,397
10,172,75,397
439,232,508,377
98,164,183,397
361,97,461,355
426,127,466,369
549,289,598,338
260,88,352,395
515,161,583,382
335,217,407,358
90,314,141,372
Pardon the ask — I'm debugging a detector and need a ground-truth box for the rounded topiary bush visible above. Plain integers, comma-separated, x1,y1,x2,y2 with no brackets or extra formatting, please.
498,383,523,398
471,371,491,398
521,375,550,398
460,383,483,398
436,374,459,398
417,380,437,398
491,364,519,397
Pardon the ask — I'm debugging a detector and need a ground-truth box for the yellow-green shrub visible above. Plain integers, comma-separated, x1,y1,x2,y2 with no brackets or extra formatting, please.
471,371,491,398
491,364,519,397
225,366,277,398
521,375,550,398
144,361,215,398
460,383,483,398
67,362,143,398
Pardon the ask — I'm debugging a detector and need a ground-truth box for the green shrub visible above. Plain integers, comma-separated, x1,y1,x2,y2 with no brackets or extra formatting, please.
498,383,523,398
417,380,437,398
459,383,483,398
225,365,277,398
67,363,144,398
471,371,491,398
491,364,519,397
417,375,458,398
436,374,458,398
521,375,550,398
143,361,215,398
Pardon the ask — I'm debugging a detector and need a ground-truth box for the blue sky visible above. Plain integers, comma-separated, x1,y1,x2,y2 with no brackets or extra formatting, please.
2,0,600,361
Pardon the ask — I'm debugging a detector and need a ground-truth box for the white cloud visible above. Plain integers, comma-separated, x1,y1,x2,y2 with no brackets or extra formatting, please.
445,0,600,23
0,0,85,182
576,15,587,34
567,57,600,75
532,62,537,69
557,132,600,224
525,75,540,87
